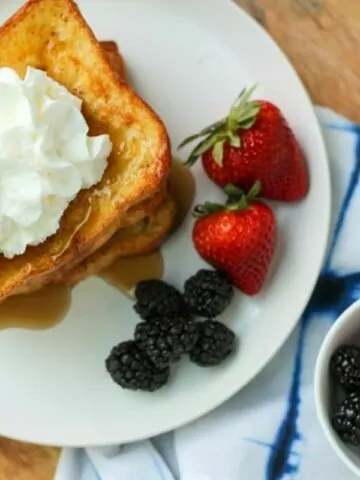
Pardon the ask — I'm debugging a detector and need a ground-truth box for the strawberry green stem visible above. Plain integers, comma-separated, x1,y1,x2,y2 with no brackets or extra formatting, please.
224,184,245,197
193,181,261,218
180,85,260,167
193,202,224,218
224,181,261,200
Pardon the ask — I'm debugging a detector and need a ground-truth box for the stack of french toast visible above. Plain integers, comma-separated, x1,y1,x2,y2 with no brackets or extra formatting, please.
0,0,177,301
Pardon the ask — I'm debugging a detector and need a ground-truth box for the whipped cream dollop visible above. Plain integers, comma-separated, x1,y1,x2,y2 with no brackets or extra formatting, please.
0,66,112,258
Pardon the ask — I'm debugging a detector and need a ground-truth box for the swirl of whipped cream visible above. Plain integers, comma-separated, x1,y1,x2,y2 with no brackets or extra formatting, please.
0,66,112,258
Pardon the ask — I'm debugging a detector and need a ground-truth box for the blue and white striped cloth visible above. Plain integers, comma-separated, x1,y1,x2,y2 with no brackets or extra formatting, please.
55,107,360,480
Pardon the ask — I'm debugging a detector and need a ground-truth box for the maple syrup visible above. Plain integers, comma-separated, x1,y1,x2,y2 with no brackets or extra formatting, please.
52,200,92,261
0,285,71,330
99,157,194,294
168,157,196,227
0,203,91,331
99,157,195,294
0,157,194,330
100,252,164,297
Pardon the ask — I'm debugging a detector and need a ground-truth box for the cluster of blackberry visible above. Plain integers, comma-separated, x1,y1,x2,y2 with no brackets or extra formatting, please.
105,269,237,392
330,345,360,445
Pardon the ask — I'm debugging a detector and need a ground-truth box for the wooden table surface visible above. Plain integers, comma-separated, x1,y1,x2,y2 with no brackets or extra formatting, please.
1,0,358,478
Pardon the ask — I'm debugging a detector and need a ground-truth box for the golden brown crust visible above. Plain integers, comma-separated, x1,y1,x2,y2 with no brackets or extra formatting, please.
17,190,172,294
0,0,171,299
55,195,177,286
41,42,175,290
16,186,169,294
101,41,127,80
16,41,168,295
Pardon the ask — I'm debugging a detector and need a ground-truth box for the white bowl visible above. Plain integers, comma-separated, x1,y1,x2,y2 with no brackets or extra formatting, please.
315,299,360,477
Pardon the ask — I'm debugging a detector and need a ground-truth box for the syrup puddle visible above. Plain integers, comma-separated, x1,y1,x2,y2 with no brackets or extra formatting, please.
100,252,164,298
99,157,195,295
0,157,195,330
0,285,71,330
169,157,196,227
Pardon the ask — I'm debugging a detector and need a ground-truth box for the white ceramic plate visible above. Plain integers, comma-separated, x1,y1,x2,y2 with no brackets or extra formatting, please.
0,0,330,446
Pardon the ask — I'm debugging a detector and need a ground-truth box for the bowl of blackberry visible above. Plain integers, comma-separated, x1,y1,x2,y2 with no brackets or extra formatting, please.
315,299,360,476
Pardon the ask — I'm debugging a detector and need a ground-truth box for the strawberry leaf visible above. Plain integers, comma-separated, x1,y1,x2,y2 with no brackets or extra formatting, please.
231,103,260,127
229,132,241,148
213,141,225,166
237,116,258,130
180,85,261,169
228,85,260,132
193,201,224,218
247,180,261,198
230,84,257,114
224,184,244,197
230,87,246,111
178,132,206,149
185,133,220,166
178,118,226,149
227,196,248,211
230,85,257,114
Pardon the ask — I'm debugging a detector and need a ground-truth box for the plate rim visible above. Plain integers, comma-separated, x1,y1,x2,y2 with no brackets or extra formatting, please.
0,0,331,447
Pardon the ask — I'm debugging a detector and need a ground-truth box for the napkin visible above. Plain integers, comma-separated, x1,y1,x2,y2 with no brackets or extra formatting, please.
55,107,360,480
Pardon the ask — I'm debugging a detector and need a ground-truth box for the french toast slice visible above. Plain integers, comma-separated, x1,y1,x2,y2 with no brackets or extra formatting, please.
53,44,177,288
53,195,177,287
103,185,166,230
39,41,175,289
26,40,170,291
101,41,127,81
0,0,170,300
16,39,172,295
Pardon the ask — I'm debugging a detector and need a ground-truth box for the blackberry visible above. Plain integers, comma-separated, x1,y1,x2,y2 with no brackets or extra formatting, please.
332,392,360,445
134,279,186,321
135,315,199,368
330,345,360,389
105,340,169,392
184,269,234,318
190,320,235,367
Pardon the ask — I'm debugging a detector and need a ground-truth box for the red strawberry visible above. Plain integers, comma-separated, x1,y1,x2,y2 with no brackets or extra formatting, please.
180,86,309,202
192,183,276,295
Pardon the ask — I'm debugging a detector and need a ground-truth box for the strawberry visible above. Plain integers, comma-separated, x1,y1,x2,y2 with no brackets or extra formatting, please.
179,86,309,202
192,183,276,295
